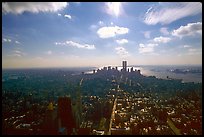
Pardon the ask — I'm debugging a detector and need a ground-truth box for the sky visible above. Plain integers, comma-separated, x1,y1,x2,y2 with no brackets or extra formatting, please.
2,2,202,68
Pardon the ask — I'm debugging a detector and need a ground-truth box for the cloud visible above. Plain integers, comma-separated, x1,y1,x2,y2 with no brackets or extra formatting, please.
12,54,22,57
104,2,124,17
139,43,158,53
172,22,202,38
90,21,114,31
58,13,62,16
116,39,128,45
90,24,98,31
160,27,169,35
142,31,151,39
183,45,191,48
144,2,202,25
73,2,80,5
2,2,68,14
56,41,95,50
46,50,52,55
187,48,201,55
66,41,95,50
115,47,130,58
10,50,25,57
188,48,197,52
97,26,129,38
98,21,104,26
2,38,11,43
2,37,22,45
153,36,171,43
178,47,201,56
64,14,72,19
15,41,20,44
14,50,22,54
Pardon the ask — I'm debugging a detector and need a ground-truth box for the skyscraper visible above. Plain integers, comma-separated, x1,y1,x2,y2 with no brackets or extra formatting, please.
108,66,111,71
74,79,83,128
130,67,134,72
122,61,127,72
43,102,58,135
58,96,76,135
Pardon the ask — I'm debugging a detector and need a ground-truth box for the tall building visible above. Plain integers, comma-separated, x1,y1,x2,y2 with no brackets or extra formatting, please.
108,66,111,71
58,96,76,135
130,67,134,72
43,102,58,135
74,80,83,128
122,61,127,72
103,67,107,71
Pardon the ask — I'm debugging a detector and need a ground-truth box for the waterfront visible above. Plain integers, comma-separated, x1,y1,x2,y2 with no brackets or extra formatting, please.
85,65,202,83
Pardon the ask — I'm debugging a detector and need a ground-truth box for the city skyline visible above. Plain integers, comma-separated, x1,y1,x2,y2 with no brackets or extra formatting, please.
2,2,202,68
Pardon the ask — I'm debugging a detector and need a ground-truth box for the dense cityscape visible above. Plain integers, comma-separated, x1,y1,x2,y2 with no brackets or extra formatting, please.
2,61,202,135
2,2,202,135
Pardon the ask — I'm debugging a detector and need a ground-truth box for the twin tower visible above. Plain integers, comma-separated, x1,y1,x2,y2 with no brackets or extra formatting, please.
122,61,127,72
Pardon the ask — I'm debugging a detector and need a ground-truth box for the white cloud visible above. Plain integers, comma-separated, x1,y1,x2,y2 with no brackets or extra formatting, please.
115,47,129,58
10,50,25,57
2,38,7,42
58,13,62,16
2,2,68,14
188,48,197,52
142,31,151,39
178,48,201,56
145,6,153,14
98,21,104,26
90,21,114,31
56,41,95,50
139,43,158,53
73,2,80,5
187,48,201,55
2,38,22,45
64,14,72,19
116,39,128,45
172,22,202,38
153,36,171,43
46,50,52,55
14,50,21,54
15,41,20,44
160,27,169,35
13,54,22,57
2,38,11,43
97,26,129,38
66,41,95,50
90,24,98,31
55,42,66,46
144,2,202,25
104,2,124,17
183,45,191,48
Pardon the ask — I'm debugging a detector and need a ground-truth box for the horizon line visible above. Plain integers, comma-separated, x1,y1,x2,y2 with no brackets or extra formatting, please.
2,64,202,69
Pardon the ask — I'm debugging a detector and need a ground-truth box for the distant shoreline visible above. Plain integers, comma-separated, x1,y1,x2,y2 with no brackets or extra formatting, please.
2,65,202,83
2,64,202,70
